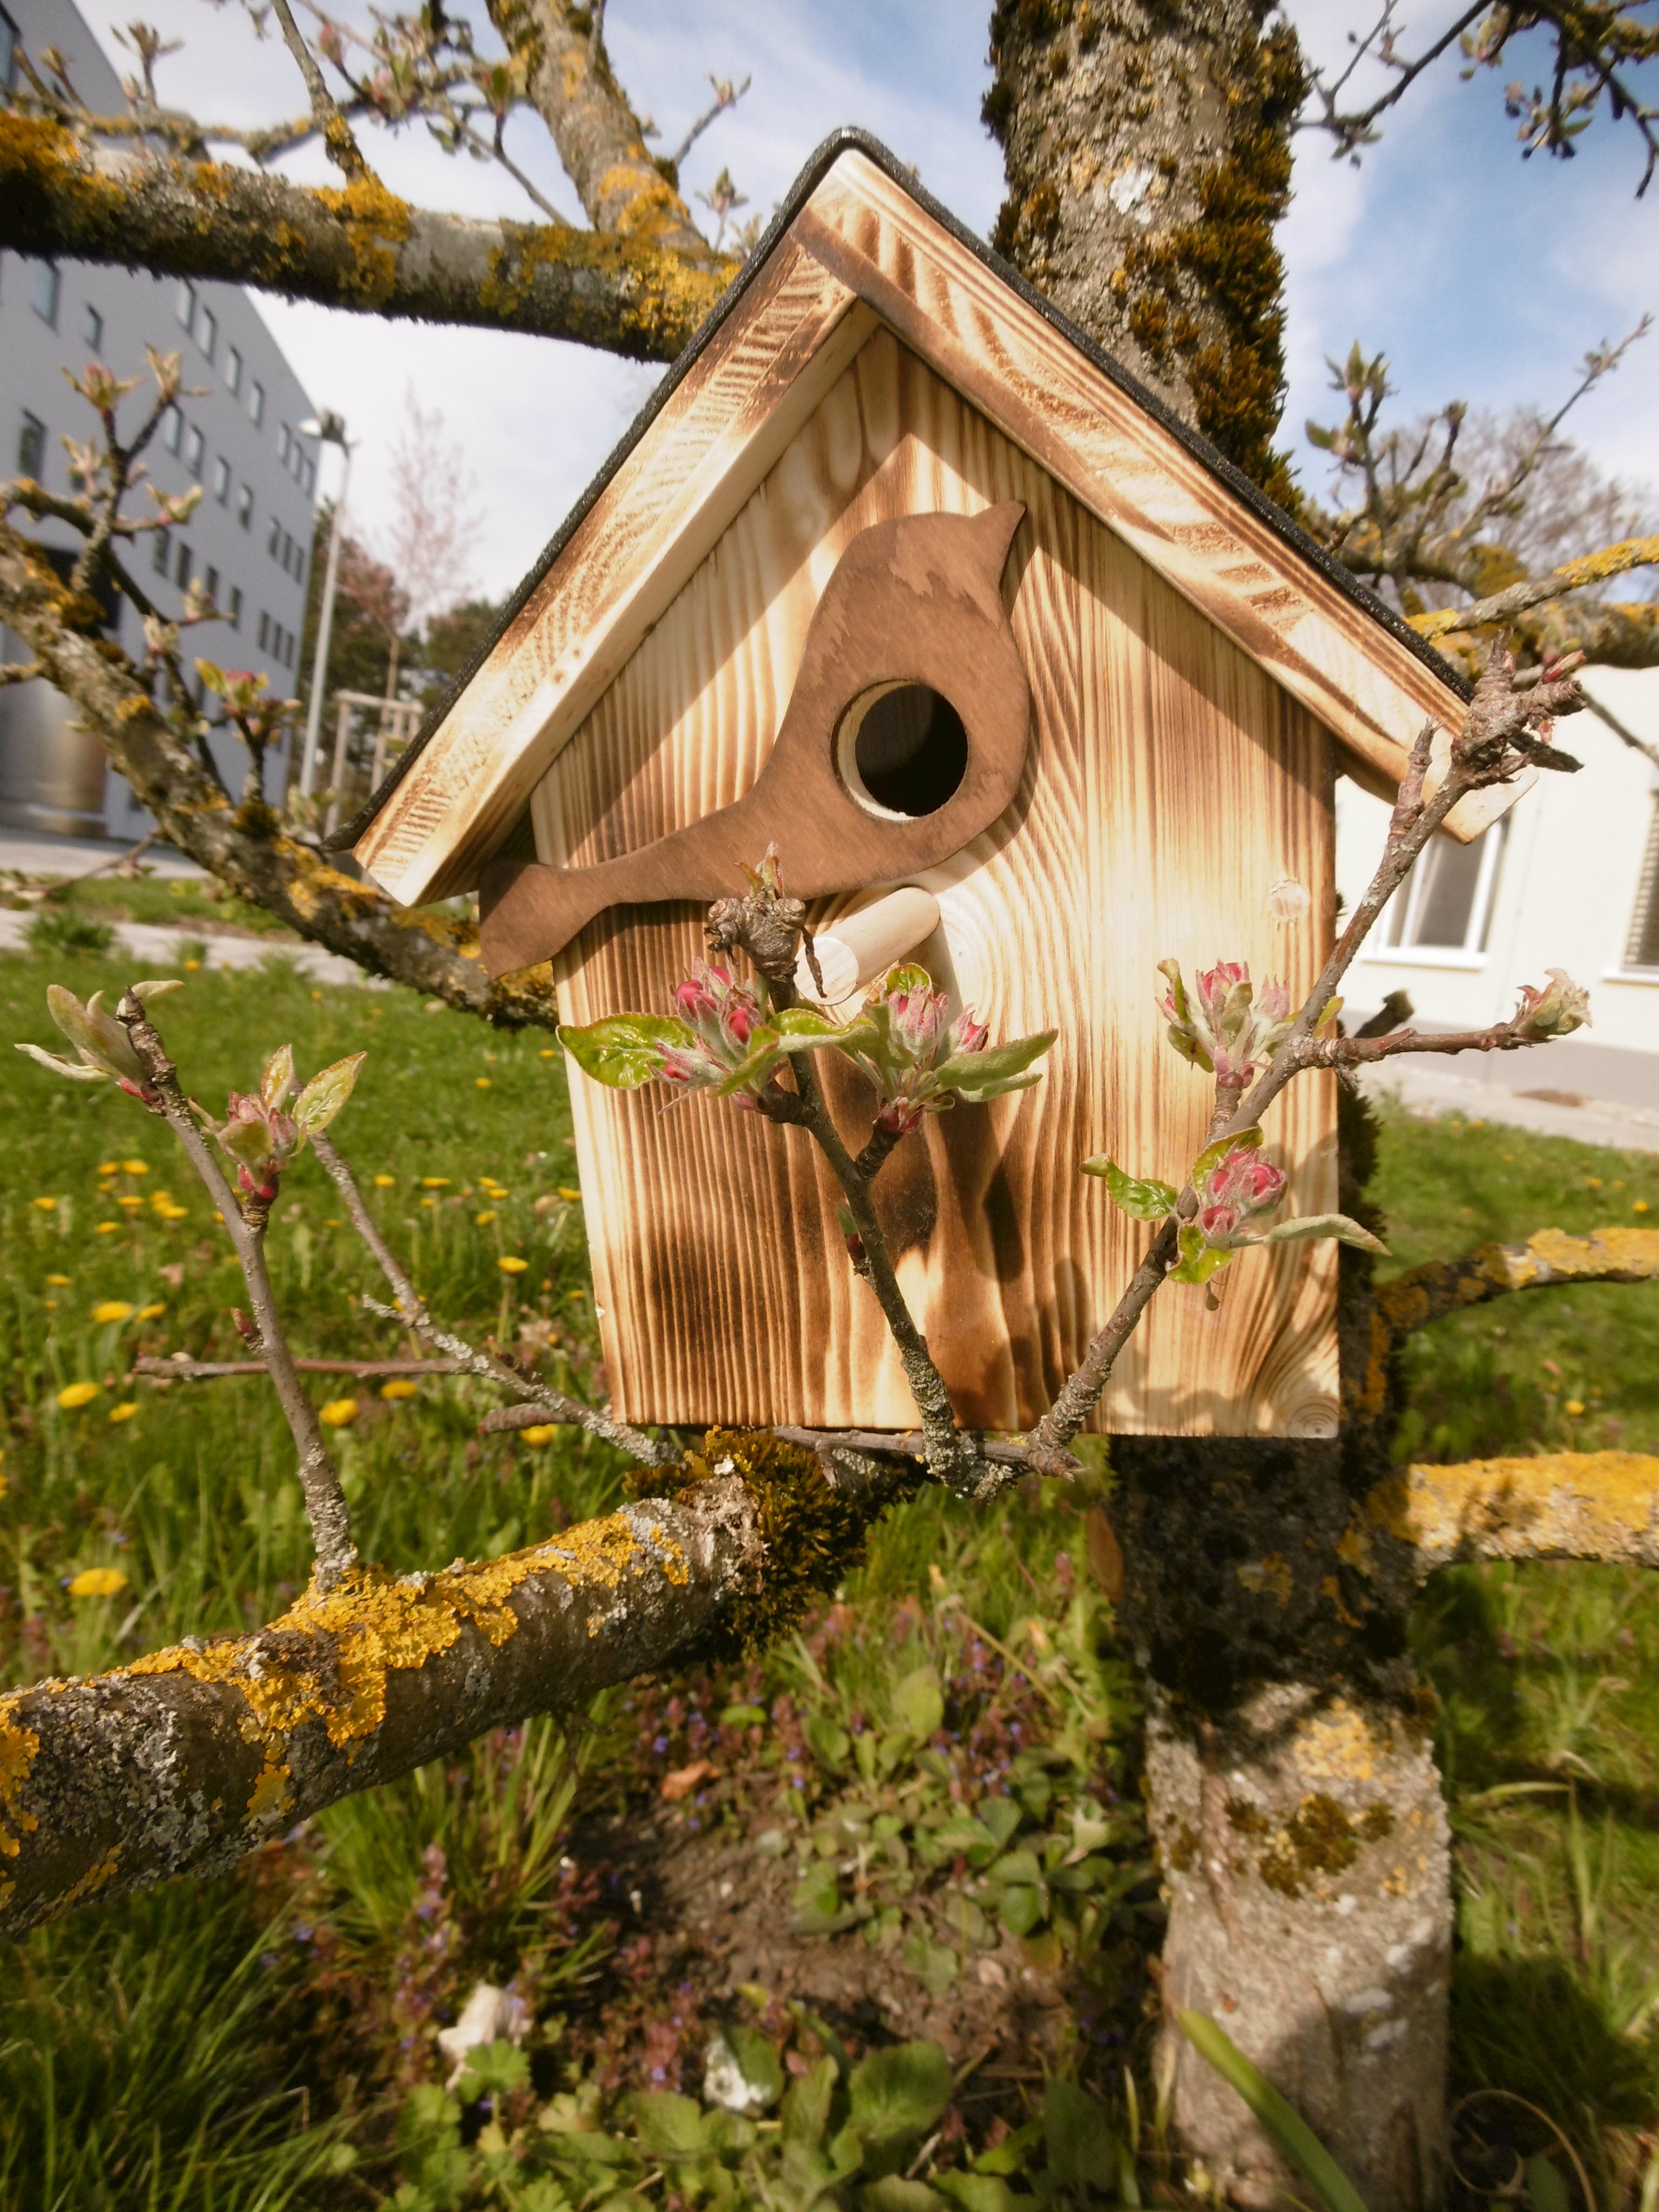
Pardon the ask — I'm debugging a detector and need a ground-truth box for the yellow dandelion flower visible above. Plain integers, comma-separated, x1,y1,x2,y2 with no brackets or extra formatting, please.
539,1048,555,1058
116,1195,144,1211
122,1161,149,1176
96,1162,119,1175
46,1273,70,1286
318,1398,360,1427
183,958,201,972
96,1222,120,1236
476,1209,498,1225
137,1303,165,1320
44,1300,57,1311
557,1187,582,1203
1565,1399,1586,1417
57,1382,99,1409
31,1196,57,1211
520,1425,556,1447
421,1177,451,1189
311,989,323,1001
498,1255,529,1274
380,1378,419,1400
1636,1200,1651,1215
91,1301,134,1324
476,1077,493,1089
1586,1177,1603,1190
157,1204,187,1221
373,1175,396,1188
68,1567,127,1599
109,1401,138,1424
420,1196,437,1209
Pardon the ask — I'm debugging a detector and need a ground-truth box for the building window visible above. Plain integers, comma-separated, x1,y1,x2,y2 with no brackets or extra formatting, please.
1626,800,1659,971
1384,822,1508,956
225,345,243,396
153,527,171,575
32,260,59,327
163,405,182,455
185,423,205,478
83,302,103,352
212,454,230,503
205,564,219,606
175,541,192,589
17,410,45,478
229,585,242,630
176,281,195,331
197,305,217,361
237,483,254,529
249,381,265,427
278,423,292,468
267,514,281,557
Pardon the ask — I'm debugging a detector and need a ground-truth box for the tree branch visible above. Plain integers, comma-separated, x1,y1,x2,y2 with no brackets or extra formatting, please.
1411,533,1659,642
116,990,358,1590
134,1357,469,1381
1378,1225,1659,1343
310,1128,678,1468
0,118,732,356
0,1483,760,1934
1373,1451,1659,1575
0,521,561,1026
266,0,371,179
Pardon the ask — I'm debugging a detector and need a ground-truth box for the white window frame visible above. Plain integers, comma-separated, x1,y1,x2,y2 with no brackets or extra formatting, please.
1364,820,1509,970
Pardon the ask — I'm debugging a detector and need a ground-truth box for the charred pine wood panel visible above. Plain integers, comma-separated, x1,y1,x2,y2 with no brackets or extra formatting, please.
539,331,1338,1435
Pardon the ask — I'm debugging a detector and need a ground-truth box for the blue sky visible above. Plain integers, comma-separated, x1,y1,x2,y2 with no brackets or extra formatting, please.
65,0,1657,602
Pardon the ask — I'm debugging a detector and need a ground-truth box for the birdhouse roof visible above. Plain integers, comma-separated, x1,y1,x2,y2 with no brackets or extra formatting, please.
345,130,1479,908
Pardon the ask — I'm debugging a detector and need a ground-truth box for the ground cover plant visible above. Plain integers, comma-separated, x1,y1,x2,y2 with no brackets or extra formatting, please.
2,939,1657,2207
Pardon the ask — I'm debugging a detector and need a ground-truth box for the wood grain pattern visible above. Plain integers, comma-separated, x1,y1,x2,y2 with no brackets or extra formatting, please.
355,149,1482,908
541,332,1339,1437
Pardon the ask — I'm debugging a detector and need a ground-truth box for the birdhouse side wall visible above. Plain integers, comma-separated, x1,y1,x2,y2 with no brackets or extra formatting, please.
536,329,1339,1436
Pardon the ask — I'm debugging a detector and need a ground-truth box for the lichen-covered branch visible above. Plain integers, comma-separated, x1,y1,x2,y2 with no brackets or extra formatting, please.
1410,532,1659,642
0,115,732,356
1378,1225,1659,1342
1372,1452,1659,1574
0,522,559,1026
0,1486,757,1934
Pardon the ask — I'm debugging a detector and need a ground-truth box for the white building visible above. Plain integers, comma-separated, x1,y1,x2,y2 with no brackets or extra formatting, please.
0,0,319,839
1337,666,1659,1111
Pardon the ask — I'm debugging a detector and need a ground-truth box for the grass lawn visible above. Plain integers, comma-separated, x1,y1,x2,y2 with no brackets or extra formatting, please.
1,943,1656,2208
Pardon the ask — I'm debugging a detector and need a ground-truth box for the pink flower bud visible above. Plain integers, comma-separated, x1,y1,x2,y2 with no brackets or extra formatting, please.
949,1011,989,1056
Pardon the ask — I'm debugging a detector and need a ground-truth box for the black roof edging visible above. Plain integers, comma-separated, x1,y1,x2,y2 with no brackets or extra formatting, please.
331,125,1468,859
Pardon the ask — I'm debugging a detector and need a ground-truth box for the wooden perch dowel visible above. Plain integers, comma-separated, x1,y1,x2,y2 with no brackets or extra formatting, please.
793,886,942,1005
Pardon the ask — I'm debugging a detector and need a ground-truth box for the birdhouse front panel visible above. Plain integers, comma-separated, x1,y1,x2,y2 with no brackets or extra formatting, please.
534,329,1340,1437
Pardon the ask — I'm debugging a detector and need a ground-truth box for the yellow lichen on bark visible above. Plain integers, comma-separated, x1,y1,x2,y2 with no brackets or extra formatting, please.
0,1704,41,1858
1370,1452,1659,1572
309,173,413,307
1378,1226,1659,1341
129,1514,671,1761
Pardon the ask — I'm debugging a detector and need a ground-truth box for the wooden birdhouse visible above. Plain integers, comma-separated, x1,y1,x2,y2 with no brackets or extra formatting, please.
346,133,1496,1442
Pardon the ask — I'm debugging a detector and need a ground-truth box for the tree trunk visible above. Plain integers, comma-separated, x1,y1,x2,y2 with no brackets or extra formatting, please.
983,0,1304,504
1109,1121,1451,2208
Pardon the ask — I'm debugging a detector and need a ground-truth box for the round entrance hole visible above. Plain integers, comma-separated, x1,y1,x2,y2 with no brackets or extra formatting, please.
841,684,969,818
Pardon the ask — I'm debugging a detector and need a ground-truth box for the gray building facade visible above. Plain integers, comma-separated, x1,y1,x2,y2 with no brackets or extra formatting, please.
0,0,320,837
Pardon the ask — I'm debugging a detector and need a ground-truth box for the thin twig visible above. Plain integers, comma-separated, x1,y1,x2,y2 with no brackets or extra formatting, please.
267,0,370,178
116,992,357,1588
134,1356,468,1381
309,1129,677,1468
773,1427,1078,1477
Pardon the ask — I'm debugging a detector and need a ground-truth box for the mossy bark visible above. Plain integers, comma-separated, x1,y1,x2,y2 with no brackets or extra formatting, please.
983,0,1304,504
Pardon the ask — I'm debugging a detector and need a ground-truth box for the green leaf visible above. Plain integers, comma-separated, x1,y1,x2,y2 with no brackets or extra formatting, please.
936,2175,1031,2210
292,1050,366,1134
1168,1224,1234,1286
1191,1125,1263,1182
558,1015,689,1089
977,1797,1023,1849
902,1928,959,1997
14,1043,104,1083
260,1043,295,1108
970,2119,1042,2176
719,1703,767,1729
629,2090,710,2162
804,1712,852,1771
987,1849,1042,1887
725,2025,785,2112
1176,2012,1369,2212
862,2179,948,2211
846,2042,953,2156
1526,2155,1572,2212
1254,1212,1389,1255
1080,1156,1178,1221
1042,2079,1121,2192
877,964,933,999
782,2055,840,2149
936,1030,1056,1095
454,2037,531,2099
890,1664,944,1741
996,1884,1044,1936
714,1009,878,1096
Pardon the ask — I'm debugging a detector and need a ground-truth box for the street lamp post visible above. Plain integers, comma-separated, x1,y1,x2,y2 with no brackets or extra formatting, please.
298,412,352,801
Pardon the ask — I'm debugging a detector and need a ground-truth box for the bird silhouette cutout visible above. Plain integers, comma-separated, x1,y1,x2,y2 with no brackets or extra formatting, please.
478,502,1031,976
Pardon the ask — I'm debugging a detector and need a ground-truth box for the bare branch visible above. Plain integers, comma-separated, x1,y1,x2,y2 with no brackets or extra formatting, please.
1378,1225,1659,1344
134,1356,469,1381
116,991,358,1589
667,74,751,171
265,0,371,178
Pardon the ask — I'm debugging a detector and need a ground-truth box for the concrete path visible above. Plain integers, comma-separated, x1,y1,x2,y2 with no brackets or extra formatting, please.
0,826,204,880
1360,1062,1659,1155
0,909,379,989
